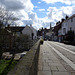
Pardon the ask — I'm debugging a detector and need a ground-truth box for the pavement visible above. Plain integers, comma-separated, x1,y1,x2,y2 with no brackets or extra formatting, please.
37,41,74,75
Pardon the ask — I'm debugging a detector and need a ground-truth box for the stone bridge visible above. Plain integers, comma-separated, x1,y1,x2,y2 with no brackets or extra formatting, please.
7,40,75,75
7,40,40,75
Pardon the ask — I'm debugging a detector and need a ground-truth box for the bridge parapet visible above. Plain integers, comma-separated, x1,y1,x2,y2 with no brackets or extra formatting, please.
7,40,40,75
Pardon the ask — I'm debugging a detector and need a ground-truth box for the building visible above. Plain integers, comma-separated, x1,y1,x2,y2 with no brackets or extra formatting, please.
22,25,37,40
5,26,24,36
37,23,54,40
6,25,37,40
56,14,75,42
53,21,62,41
66,14,75,33
45,24,54,40
61,14,75,42
61,15,75,36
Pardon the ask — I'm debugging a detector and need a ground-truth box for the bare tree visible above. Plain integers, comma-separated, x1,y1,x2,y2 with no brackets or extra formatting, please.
0,7,18,59
0,7,19,28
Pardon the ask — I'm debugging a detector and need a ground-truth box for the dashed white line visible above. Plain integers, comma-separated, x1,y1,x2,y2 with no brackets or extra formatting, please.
46,42,75,70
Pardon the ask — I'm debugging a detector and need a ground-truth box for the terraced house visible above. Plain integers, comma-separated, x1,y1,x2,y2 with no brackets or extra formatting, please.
54,14,75,42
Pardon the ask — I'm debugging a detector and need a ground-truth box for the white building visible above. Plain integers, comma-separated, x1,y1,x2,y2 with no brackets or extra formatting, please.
22,25,37,40
57,14,75,42
61,21,67,35
67,14,75,33
61,14,75,35
29,25,37,39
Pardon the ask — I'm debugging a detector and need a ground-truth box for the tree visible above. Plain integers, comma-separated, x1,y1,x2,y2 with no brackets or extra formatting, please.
0,7,18,27
65,30,74,41
15,34,31,51
0,7,18,59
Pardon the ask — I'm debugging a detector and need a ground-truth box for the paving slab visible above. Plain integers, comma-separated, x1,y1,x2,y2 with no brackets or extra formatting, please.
50,66,58,71
52,71,69,75
38,71,52,75
37,41,70,75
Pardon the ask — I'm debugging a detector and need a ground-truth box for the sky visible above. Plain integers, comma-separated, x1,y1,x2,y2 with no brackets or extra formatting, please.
0,0,75,30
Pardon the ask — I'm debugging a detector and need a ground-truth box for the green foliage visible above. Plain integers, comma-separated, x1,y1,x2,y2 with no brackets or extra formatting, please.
16,34,30,42
65,30,74,41
0,59,11,74
7,40,40,75
0,29,5,59
0,59,18,75
14,34,33,51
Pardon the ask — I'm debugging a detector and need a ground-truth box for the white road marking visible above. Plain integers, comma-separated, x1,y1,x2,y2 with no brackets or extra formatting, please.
49,42,75,55
46,42,75,70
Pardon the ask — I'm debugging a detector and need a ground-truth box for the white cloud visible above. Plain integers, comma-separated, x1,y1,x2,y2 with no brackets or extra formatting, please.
1,0,75,30
34,6,38,8
38,9,45,11
0,0,24,11
60,6,73,15
23,19,33,25
0,0,35,25
38,2,41,4
0,0,34,12
14,10,29,20
23,0,34,12
47,7,58,19
46,5,75,27
41,0,75,5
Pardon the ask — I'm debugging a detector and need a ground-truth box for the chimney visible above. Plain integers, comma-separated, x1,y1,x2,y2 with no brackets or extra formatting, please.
61,19,65,22
65,15,69,20
56,21,60,25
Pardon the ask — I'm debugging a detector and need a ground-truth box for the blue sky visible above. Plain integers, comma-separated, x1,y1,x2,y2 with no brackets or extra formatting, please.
32,1,70,18
0,0,75,29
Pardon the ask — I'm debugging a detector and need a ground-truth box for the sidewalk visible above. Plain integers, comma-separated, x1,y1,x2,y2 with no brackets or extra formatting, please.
37,41,70,75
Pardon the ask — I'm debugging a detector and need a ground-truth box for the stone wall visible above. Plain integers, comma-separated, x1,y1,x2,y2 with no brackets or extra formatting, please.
7,40,40,75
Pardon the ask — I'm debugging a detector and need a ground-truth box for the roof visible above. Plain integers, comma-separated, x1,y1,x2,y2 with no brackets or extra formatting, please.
30,25,37,31
5,26,25,32
68,14,75,20
0,29,13,35
63,14,75,22
54,22,62,32
23,25,33,33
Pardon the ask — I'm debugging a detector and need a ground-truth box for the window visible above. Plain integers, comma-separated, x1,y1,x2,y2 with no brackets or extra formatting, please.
70,27,72,31
62,23,64,27
71,18,73,22
63,28,66,34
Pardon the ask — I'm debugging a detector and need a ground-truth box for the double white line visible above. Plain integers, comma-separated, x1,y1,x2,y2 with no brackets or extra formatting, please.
46,42,75,70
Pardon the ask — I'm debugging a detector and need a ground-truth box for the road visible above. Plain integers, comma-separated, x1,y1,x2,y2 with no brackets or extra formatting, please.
38,41,75,75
